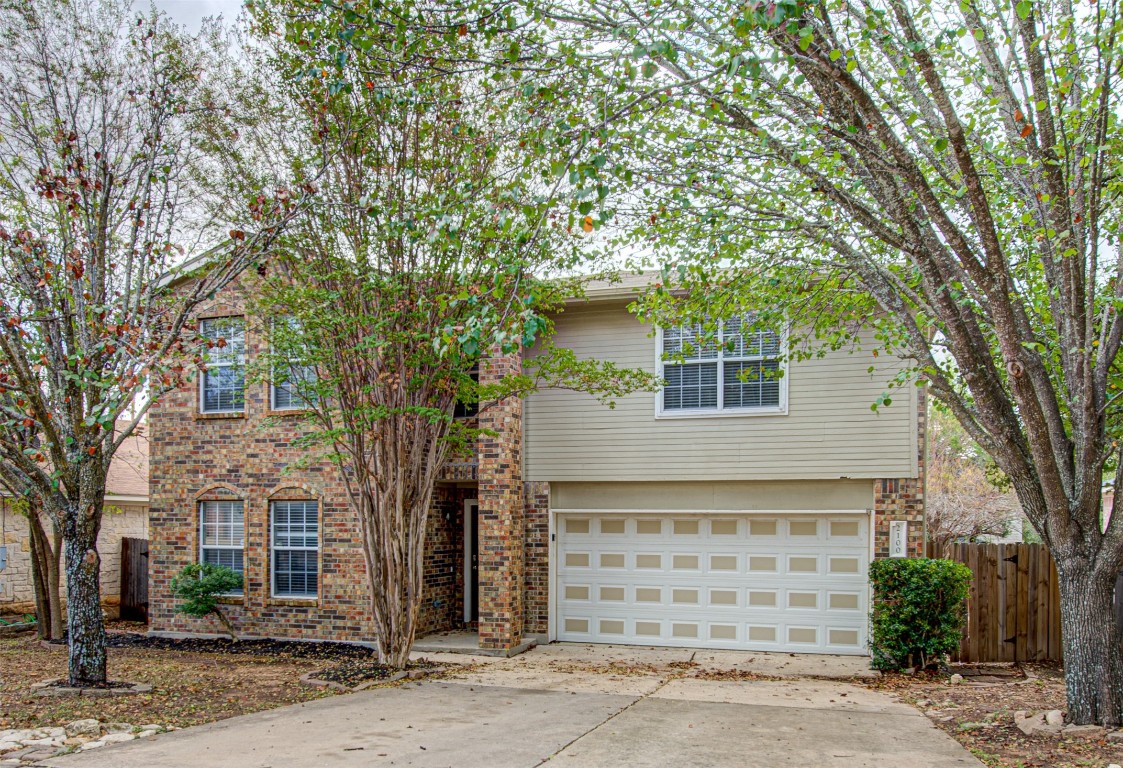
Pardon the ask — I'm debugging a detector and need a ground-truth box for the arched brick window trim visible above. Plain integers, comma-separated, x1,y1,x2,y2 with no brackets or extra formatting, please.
266,483,321,502
194,483,245,502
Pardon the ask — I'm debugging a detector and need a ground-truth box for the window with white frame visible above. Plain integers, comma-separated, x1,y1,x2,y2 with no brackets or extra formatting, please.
660,315,784,413
199,317,245,413
270,318,316,411
199,500,244,593
271,500,319,598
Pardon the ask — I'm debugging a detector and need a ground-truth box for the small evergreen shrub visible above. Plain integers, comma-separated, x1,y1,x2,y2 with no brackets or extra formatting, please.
169,563,243,640
868,558,971,671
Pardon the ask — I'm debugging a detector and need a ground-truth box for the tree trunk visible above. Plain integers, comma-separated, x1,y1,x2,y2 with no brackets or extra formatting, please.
211,607,238,641
28,512,50,642
26,503,63,641
62,497,107,687
47,523,63,640
1056,561,1123,726
360,485,430,670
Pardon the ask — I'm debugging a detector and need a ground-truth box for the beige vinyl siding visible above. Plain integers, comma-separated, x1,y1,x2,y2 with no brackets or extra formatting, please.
524,302,918,482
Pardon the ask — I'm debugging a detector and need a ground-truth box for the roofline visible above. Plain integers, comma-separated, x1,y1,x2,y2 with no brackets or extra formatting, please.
156,242,232,290
105,494,149,505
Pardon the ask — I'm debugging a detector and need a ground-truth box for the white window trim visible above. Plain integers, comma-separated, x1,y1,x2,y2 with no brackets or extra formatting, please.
198,500,245,596
198,317,246,414
654,321,789,419
270,370,313,412
270,500,320,599
269,318,315,412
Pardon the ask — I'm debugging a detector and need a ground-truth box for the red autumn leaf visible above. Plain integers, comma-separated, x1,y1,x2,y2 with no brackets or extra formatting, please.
1014,108,1024,122
1020,124,1034,138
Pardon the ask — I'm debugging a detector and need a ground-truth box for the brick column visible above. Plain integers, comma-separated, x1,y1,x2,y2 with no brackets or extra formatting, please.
874,383,928,558
476,348,524,650
523,481,550,636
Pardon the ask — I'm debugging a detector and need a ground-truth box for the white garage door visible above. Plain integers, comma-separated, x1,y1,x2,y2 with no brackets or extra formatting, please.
556,513,869,654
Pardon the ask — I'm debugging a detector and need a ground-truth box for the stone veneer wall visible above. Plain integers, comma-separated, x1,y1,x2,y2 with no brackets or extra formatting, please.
0,501,148,617
476,349,525,650
522,481,550,636
872,383,928,558
148,274,463,642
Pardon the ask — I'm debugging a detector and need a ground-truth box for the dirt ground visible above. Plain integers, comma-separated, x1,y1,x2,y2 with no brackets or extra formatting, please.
866,664,1123,768
0,632,343,730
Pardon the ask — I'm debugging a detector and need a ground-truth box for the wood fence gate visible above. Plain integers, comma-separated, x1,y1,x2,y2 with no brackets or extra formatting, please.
928,542,1062,662
120,537,149,623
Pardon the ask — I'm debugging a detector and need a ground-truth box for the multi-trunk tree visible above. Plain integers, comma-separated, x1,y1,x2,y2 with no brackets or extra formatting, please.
0,0,301,685
244,0,655,668
525,0,1123,725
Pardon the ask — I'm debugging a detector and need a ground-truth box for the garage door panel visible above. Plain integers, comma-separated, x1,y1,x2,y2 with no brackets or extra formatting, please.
557,513,869,654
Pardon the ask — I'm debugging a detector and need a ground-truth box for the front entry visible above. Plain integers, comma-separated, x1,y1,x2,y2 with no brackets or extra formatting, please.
464,499,479,623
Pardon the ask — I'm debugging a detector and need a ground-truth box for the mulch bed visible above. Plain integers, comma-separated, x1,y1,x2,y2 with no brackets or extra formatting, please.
864,662,1123,768
309,658,439,687
103,632,378,661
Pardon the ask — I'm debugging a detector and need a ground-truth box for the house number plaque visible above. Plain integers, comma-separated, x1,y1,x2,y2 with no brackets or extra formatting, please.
889,521,908,558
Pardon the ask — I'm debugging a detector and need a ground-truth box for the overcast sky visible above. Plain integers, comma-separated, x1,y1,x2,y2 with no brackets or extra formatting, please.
152,0,243,32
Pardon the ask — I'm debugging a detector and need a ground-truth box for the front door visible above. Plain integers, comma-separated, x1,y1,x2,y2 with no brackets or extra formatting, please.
465,500,479,623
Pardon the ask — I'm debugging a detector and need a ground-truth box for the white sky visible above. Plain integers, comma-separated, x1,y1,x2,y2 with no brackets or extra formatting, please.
152,0,243,32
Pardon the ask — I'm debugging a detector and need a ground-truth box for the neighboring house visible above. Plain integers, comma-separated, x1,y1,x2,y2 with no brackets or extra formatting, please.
0,428,149,617
147,273,925,656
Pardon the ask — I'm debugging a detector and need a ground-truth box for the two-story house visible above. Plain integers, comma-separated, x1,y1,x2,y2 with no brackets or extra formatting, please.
147,272,925,656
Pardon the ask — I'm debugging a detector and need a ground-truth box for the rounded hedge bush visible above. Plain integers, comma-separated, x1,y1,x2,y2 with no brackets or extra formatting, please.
868,557,971,671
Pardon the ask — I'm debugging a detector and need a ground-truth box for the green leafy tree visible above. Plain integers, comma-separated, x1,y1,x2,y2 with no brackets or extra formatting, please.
0,0,303,685
242,0,656,668
511,0,1123,726
170,563,243,641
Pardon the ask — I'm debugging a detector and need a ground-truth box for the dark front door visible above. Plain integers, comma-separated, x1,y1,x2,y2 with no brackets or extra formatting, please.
120,537,149,623
468,501,479,622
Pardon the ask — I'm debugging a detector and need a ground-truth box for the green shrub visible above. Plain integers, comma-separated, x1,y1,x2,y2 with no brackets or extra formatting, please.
868,558,971,671
169,563,243,640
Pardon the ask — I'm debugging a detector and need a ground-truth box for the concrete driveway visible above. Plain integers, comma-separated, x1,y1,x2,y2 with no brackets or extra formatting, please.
43,644,981,768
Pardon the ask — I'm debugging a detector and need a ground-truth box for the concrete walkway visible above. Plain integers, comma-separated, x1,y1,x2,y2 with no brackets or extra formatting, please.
43,644,981,768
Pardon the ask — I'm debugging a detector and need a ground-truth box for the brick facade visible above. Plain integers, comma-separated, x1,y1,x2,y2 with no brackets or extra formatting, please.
872,383,928,558
523,481,550,636
148,272,930,650
476,349,525,650
148,276,466,643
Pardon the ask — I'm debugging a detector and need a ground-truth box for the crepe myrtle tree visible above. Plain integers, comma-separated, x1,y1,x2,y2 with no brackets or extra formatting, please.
0,0,306,686
521,0,1123,725
244,0,658,668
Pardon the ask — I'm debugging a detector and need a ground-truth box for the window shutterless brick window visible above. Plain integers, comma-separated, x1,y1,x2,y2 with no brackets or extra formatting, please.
660,315,784,414
271,500,319,598
271,364,315,410
199,500,244,594
270,318,316,411
199,317,245,413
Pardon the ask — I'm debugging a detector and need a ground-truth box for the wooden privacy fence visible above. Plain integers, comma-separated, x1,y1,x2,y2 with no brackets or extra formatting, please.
927,542,1062,662
120,537,149,623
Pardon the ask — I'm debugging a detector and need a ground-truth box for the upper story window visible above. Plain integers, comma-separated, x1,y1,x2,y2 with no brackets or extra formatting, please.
199,317,245,413
270,318,316,411
453,367,480,419
271,362,316,411
659,315,785,416
199,499,244,594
